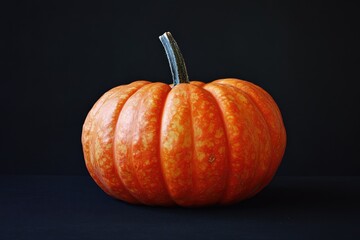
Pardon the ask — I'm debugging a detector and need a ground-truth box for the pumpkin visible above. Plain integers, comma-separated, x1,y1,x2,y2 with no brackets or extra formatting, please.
81,32,286,206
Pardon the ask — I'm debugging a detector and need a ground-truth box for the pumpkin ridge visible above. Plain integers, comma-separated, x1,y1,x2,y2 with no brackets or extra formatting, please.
88,82,150,202
125,82,174,205
114,83,158,204
225,83,274,197
234,82,286,196
211,81,260,203
248,82,283,122
187,85,196,205
203,84,234,204
201,84,231,204
87,86,125,195
247,82,287,171
130,85,150,203
157,84,177,206
215,79,286,198
106,81,152,203
82,102,108,192
241,82,283,145
159,85,194,205
82,85,123,171
242,81,286,154
217,82,275,201
214,83,263,202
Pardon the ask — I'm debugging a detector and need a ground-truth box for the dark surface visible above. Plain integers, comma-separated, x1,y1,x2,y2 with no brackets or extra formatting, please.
2,0,360,175
1,176,359,239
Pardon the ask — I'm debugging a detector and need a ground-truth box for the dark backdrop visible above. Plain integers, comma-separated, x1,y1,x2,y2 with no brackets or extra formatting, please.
1,0,359,175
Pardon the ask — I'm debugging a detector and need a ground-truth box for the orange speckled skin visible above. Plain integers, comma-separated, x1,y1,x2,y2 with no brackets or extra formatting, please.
81,78,286,207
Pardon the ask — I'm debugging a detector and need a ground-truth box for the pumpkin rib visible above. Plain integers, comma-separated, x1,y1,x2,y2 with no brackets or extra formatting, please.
224,82,274,197
159,84,194,205
126,83,175,205
107,81,152,203
158,88,174,204
128,85,150,203
91,82,150,202
244,82,286,154
248,82,283,124
243,81,284,147
114,83,157,204
237,81,286,197
108,81,153,203
203,84,240,204
90,89,123,196
187,84,196,205
207,80,270,203
213,82,264,202
234,82,278,196
83,110,106,192
187,84,230,205
247,82,287,163
201,84,231,205
85,86,124,196
156,85,177,206
215,79,286,198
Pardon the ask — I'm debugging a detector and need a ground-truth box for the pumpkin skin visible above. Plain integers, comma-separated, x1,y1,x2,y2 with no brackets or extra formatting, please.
81,78,286,206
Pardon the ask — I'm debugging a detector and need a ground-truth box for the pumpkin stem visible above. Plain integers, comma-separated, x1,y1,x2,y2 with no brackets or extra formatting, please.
159,32,190,86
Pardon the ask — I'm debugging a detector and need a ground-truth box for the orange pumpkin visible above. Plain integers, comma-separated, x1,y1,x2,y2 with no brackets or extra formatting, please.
81,32,286,206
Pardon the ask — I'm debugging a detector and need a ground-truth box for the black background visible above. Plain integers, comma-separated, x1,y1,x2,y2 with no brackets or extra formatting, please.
2,0,360,176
